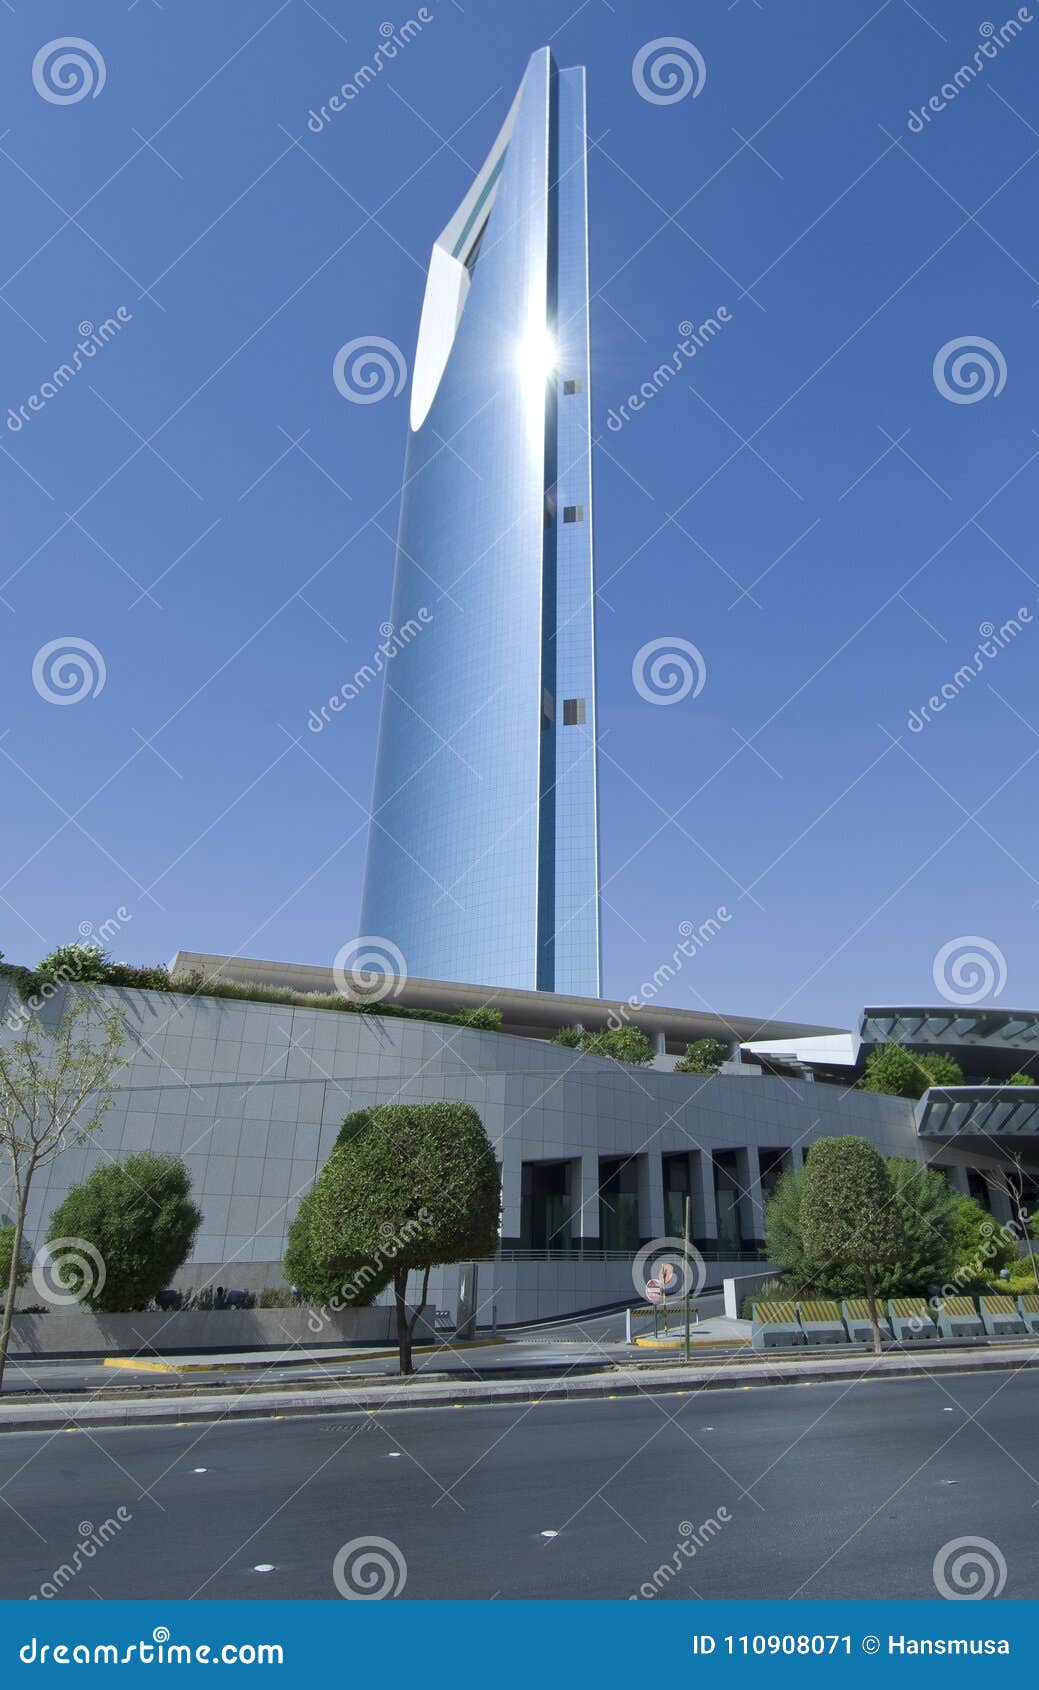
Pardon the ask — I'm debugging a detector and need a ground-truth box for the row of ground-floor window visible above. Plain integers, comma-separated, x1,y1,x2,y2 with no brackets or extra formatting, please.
514,1148,1007,1254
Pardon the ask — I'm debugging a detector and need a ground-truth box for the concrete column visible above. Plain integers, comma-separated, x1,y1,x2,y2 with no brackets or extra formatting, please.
987,1184,1014,1227
942,1163,971,1197
692,1150,717,1246
638,1151,665,1243
575,1151,601,1245
737,1147,766,1247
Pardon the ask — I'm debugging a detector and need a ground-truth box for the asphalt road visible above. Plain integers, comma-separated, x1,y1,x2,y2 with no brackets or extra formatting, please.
0,1366,1035,1600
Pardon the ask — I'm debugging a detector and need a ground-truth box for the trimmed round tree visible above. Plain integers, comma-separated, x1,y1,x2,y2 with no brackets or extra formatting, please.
46,1151,201,1311
283,1185,391,1307
304,1101,500,1373
799,1137,902,1353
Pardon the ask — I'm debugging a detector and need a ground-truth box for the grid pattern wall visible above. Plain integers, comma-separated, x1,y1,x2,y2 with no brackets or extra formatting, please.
0,983,925,1277
360,51,554,991
547,65,600,997
361,49,600,999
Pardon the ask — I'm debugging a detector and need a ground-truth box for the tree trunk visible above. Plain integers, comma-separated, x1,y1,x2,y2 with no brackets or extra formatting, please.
393,1264,412,1376
0,1190,29,1392
407,1264,431,1349
863,1264,883,1356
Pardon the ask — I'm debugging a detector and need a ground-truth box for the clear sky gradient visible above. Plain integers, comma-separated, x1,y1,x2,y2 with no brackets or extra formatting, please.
1,0,1037,1031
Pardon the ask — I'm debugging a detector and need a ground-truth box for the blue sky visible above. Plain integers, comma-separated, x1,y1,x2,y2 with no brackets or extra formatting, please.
1,0,1037,1031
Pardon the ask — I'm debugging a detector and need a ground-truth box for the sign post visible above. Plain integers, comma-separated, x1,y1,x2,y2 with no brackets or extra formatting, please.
684,1195,692,1362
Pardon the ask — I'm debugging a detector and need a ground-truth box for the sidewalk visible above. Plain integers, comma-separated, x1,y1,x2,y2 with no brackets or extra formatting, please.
2,1339,1037,1433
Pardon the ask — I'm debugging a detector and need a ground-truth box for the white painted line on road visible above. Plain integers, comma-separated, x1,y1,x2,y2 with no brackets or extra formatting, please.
253,1564,275,1572
541,1530,559,1538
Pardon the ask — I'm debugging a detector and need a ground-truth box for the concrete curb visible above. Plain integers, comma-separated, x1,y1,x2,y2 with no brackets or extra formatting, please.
100,1337,507,1375
2,1344,1037,1433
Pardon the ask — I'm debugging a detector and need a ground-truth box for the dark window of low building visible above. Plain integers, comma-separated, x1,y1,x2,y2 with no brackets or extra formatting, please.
599,1156,640,1252
521,1160,575,1251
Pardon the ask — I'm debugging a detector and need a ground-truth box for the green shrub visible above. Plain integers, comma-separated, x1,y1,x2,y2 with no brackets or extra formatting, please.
454,1005,503,1031
102,962,171,990
46,1152,201,1311
35,942,109,986
764,1153,961,1300
675,1038,728,1074
550,1023,654,1064
0,1225,31,1305
858,1042,964,1098
334,1108,375,1153
950,1195,1016,1281
257,1285,296,1308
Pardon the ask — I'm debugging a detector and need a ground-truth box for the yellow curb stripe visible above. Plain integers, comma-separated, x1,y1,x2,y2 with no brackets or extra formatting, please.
102,1336,507,1376
634,1337,750,1349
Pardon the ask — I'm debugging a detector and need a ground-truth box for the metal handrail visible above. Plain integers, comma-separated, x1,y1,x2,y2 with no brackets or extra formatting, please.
488,1247,768,1264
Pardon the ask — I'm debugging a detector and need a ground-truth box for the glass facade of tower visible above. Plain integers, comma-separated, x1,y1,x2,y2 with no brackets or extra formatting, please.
361,48,600,996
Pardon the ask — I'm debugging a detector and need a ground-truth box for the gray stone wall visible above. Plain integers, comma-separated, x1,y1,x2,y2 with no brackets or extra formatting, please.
0,978,931,1322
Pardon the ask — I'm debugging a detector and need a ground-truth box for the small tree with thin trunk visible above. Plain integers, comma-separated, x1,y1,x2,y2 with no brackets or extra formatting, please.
984,1153,1039,1291
305,1101,500,1374
798,1136,903,1354
0,989,125,1386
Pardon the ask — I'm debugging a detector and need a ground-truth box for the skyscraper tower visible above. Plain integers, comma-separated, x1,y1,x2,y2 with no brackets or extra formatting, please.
361,47,600,996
